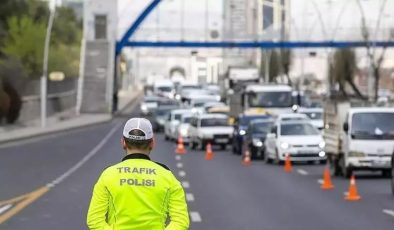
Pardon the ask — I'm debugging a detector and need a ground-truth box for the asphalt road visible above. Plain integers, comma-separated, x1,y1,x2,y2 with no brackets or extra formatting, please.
1,103,393,230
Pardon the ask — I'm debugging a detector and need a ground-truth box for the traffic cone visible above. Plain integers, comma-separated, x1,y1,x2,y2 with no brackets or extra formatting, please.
242,149,252,166
205,143,214,160
175,136,186,155
345,175,361,201
284,154,292,173
321,166,334,190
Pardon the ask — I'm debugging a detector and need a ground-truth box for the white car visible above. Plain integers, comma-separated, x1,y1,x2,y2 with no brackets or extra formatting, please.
140,96,161,115
153,80,175,99
164,109,190,141
189,114,234,150
188,95,220,114
298,108,324,130
174,113,194,144
264,120,326,164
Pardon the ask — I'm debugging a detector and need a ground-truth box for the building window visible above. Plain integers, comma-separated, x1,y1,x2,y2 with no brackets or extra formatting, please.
263,5,274,30
94,15,107,39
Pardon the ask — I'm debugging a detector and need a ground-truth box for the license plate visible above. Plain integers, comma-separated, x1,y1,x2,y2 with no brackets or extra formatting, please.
216,138,228,143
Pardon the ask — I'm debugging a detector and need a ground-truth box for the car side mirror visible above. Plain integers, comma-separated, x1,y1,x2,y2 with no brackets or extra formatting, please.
343,122,349,133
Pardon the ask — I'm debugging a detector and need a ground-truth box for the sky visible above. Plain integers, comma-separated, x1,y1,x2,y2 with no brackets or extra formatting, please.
117,0,394,41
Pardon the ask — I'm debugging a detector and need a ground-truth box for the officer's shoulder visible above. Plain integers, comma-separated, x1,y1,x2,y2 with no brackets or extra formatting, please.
153,161,171,171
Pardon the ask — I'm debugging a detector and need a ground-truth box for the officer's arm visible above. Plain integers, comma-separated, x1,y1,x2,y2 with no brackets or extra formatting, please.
86,173,112,230
165,178,190,230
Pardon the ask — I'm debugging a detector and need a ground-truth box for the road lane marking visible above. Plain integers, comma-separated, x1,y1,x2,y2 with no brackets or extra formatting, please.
317,179,324,185
0,186,49,224
182,181,190,189
176,163,183,168
186,193,195,202
178,170,186,177
175,155,182,160
0,205,12,215
47,123,121,187
297,169,308,175
190,211,202,222
383,209,394,218
0,123,121,224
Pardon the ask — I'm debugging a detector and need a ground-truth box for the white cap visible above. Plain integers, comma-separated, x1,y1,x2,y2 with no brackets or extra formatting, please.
123,118,154,140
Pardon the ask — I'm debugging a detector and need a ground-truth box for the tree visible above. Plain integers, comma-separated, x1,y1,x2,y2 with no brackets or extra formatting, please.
356,0,389,101
279,49,293,86
2,16,46,78
332,48,366,99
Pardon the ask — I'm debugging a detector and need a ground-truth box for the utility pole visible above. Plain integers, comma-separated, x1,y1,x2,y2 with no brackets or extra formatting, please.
41,0,56,128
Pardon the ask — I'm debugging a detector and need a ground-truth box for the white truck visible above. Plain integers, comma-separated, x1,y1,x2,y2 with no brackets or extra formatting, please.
229,84,294,118
324,99,394,178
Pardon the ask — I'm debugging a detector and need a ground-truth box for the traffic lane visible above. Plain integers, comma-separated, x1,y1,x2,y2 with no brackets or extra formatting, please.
290,163,394,214
1,122,179,229
0,121,119,200
181,147,394,230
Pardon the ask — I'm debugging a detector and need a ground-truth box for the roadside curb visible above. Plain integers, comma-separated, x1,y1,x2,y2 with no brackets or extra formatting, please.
0,91,142,145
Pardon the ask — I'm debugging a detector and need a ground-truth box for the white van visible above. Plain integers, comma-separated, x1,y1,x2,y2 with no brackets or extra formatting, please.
153,80,175,99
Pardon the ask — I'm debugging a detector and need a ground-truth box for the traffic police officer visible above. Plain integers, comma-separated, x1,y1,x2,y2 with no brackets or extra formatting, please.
87,118,190,230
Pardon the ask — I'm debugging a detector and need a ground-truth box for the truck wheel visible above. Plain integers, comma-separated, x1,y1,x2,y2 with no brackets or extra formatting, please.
382,169,391,178
190,140,197,150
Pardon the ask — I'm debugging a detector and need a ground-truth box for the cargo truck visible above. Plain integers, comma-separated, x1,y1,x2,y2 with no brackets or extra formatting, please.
324,99,394,178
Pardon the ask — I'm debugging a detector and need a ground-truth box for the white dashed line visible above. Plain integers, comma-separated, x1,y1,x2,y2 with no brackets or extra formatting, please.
383,209,394,218
344,192,349,196
317,179,324,185
182,181,190,189
297,169,308,175
186,193,195,202
0,204,12,215
175,155,182,160
176,163,183,168
190,211,202,222
178,170,186,177
47,123,121,188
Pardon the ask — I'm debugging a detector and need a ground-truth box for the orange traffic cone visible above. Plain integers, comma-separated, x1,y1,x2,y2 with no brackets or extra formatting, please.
205,143,214,160
321,166,334,190
175,136,186,155
242,150,252,166
345,175,361,201
284,154,292,173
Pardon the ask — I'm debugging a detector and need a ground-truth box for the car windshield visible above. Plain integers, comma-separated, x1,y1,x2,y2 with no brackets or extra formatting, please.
252,122,273,134
281,123,320,136
201,118,229,127
240,116,269,126
302,112,322,120
182,117,192,123
174,114,182,121
144,98,159,103
351,112,394,140
157,86,173,92
248,91,292,108
183,85,201,90
156,107,177,116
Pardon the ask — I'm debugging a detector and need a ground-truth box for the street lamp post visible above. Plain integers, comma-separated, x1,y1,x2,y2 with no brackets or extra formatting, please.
41,0,56,128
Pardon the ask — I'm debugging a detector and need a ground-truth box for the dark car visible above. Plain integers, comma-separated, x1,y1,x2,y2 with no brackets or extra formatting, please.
391,153,394,195
152,105,179,132
245,119,274,159
232,114,271,155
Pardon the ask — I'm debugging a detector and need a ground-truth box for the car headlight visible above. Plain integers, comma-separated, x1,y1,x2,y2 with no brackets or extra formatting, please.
319,151,326,157
179,128,188,136
175,94,181,100
239,130,246,136
348,151,365,157
215,95,221,101
280,142,290,149
319,141,326,148
252,138,263,147
141,104,147,111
